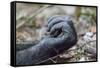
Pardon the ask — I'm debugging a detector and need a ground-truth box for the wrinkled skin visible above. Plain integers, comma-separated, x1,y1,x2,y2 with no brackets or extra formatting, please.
16,16,77,65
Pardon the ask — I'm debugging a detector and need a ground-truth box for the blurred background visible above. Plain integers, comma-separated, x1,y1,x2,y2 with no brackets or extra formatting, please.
16,3,97,64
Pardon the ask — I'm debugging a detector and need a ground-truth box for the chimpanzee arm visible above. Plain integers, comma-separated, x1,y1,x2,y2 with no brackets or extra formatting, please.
16,39,58,65
16,35,74,65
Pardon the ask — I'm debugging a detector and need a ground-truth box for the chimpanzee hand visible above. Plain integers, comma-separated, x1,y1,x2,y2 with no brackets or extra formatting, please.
47,15,77,37
40,15,77,52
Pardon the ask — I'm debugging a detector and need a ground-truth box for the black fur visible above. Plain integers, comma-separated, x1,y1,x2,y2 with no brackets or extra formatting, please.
16,16,77,65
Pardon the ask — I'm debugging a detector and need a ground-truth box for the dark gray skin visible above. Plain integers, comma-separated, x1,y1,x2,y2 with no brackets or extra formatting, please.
16,16,77,65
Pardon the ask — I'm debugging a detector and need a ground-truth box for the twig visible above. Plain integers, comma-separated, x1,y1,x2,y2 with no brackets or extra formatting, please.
35,55,59,64
49,58,57,63
16,5,52,29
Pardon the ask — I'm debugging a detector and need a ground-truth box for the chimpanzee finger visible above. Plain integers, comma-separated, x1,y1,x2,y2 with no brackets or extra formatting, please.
47,15,59,24
48,16,64,32
50,23,63,37
47,16,71,32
